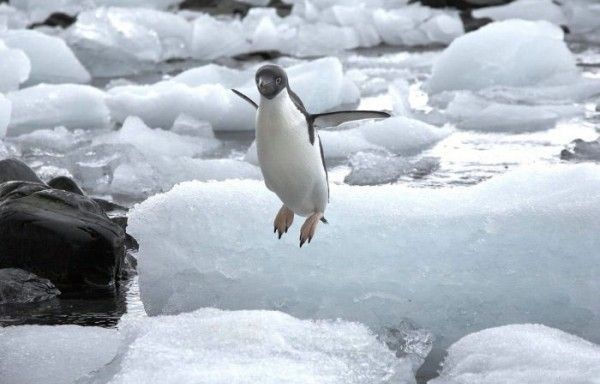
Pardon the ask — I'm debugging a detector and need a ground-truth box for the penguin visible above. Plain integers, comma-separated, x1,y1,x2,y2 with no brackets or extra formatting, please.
232,64,390,247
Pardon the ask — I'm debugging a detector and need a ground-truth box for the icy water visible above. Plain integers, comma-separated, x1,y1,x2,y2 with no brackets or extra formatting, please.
2,41,600,383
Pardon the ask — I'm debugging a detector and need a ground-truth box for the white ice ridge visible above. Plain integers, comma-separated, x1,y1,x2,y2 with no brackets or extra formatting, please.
429,324,600,384
0,38,30,93
107,57,359,131
6,84,110,136
0,325,121,384
1,30,90,85
0,93,11,138
129,164,600,353
426,20,579,94
83,308,415,384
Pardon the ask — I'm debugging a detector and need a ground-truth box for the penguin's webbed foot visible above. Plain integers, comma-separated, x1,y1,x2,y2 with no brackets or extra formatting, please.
274,205,294,239
299,212,323,248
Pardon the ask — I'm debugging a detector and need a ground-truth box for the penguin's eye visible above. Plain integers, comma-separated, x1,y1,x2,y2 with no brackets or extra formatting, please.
275,77,282,85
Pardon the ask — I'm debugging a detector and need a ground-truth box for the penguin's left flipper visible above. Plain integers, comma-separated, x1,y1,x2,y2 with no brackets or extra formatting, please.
312,110,390,129
231,89,258,109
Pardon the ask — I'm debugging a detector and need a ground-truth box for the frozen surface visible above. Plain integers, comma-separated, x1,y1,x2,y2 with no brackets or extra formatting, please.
107,58,358,131
94,116,220,158
426,20,579,94
0,325,120,384
85,308,416,384
429,324,600,384
472,0,567,25
0,39,30,93
344,152,439,186
437,91,583,132
6,84,110,135
373,5,463,46
1,30,90,85
129,164,600,354
67,7,192,77
9,0,182,23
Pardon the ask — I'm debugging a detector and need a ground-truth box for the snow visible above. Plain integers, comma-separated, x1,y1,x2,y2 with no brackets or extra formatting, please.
6,84,110,136
473,0,567,25
1,30,90,85
426,20,579,94
0,93,11,138
429,324,600,384
94,116,220,158
0,39,30,93
128,164,600,353
67,7,192,77
107,58,358,131
0,325,121,384
86,308,416,384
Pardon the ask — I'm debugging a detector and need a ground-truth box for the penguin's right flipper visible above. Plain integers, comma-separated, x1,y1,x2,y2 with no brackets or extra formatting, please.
231,89,258,109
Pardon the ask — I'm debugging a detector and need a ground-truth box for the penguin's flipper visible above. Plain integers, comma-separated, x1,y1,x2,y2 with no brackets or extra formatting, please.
312,110,390,129
231,89,258,109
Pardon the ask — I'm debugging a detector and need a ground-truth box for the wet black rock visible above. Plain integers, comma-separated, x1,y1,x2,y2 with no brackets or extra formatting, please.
561,137,600,162
417,0,512,9
0,159,128,293
29,12,77,29
0,268,61,304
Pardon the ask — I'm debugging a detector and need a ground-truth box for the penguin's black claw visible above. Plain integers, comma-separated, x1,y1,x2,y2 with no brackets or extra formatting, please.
299,239,306,248
278,231,283,239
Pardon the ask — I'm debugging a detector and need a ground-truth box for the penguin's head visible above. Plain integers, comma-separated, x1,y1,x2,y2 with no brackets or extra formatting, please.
255,64,287,99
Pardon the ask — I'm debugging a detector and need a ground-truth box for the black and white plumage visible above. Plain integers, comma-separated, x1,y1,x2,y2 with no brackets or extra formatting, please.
232,64,390,247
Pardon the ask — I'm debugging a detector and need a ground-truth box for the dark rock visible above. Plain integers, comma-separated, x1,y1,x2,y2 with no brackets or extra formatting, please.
0,180,126,293
415,0,512,10
29,12,77,29
179,0,291,16
0,159,42,184
561,137,600,162
0,268,61,304
48,175,85,195
459,10,493,32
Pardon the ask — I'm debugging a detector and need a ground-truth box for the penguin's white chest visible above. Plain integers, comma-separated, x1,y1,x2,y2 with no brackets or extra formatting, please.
256,91,328,216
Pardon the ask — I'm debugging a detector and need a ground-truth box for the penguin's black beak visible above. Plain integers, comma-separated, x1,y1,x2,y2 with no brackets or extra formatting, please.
257,75,275,95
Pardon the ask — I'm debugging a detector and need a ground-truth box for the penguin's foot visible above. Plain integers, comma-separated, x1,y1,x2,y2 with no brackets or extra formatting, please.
299,212,323,248
274,205,294,239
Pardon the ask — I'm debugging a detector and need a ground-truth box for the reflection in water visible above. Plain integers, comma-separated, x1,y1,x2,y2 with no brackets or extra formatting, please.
0,275,140,328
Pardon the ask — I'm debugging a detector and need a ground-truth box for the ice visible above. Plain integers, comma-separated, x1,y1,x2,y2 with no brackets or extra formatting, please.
12,126,82,152
344,152,439,186
0,4,28,30
0,325,120,384
472,0,567,25
84,308,416,384
10,0,181,23
429,324,600,384
439,91,583,132
107,58,358,131
94,116,220,158
67,7,192,77
0,39,30,93
373,5,463,47
0,93,11,138
562,0,600,43
426,20,579,94
6,84,110,136
1,30,90,85
190,14,250,61
170,114,214,138
320,116,452,159
128,164,600,355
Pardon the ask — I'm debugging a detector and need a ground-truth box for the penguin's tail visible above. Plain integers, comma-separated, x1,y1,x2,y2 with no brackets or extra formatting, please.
320,217,328,224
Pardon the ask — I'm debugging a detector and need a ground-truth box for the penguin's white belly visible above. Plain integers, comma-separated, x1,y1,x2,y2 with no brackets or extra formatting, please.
256,94,328,217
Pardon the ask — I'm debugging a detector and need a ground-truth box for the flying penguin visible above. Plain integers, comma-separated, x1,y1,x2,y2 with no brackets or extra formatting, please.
232,64,390,247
